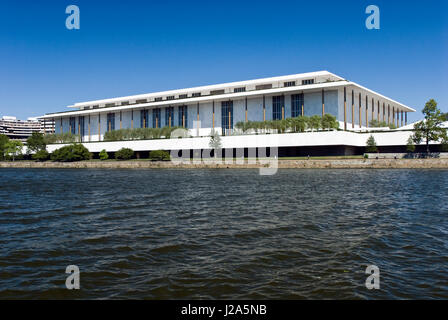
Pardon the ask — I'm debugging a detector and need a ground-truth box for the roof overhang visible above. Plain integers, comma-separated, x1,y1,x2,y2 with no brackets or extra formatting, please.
39,71,416,119
67,70,341,109
40,80,349,118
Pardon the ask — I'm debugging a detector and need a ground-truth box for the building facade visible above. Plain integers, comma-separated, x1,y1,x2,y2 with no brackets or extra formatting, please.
40,71,415,144
0,116,54,141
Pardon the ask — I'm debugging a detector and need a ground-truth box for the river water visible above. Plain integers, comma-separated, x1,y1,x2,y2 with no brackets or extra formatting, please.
0,168,446,299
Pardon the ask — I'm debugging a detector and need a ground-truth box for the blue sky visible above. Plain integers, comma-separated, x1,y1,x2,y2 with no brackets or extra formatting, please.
0,0,446,122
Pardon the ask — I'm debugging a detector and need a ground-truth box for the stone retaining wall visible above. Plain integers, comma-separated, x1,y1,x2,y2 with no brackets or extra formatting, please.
1,159,448,169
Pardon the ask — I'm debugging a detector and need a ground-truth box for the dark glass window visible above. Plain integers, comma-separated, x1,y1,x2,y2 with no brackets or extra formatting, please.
234,87,246,93
69,117,76,134
272,96,284,120
155,97,163,102
140,110,148,128
166,96,175,100
165,107,174,127
291,94,304,117
79,116,85,139
192,92,201,97
179,94,188,99
221,101,233,135
302,79,314,85
152,108,161,128
107,113,115,131
136,99,147,104
178,106,188,128
284,81,296,87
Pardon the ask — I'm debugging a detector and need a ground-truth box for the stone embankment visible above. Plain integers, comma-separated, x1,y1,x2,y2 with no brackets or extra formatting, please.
1,159,448,169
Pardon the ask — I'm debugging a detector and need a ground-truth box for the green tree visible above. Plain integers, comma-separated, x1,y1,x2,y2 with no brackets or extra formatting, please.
99,149,109,160
411,99,448,153
209,130,222,158
406,136,415,153
26,132,46,154
51,144,91,162
321,114,339,130
278,119,287,133
293,116,308,132
365,135,378,153
32,150,50,161
440,137,448,152
442,112,448,121
309,115,322,131
115,148,134,160
0,134,9,161
235,121,245,132
5,140,24,161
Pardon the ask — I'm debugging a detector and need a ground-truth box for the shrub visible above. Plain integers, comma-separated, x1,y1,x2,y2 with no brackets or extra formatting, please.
51,144,91,162
115,148,134,160
149,150,170,161
99,149,109,160
32,149,50,161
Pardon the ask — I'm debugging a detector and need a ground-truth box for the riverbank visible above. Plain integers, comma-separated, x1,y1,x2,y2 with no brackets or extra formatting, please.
1,158,448,169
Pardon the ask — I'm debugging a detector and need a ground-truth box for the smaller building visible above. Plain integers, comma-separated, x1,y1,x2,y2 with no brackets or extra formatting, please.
0,116,54,141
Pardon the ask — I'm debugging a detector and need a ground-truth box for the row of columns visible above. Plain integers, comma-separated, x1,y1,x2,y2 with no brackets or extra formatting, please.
343,87,407,130
61,88,409,141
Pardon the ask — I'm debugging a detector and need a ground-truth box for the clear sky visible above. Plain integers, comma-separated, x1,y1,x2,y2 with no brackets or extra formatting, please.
0,0,447,122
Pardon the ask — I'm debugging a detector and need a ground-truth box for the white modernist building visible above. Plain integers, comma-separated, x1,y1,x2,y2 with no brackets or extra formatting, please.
40,71,416,155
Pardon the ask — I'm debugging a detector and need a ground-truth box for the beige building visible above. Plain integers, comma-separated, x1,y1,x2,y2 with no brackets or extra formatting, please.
0,116,54,141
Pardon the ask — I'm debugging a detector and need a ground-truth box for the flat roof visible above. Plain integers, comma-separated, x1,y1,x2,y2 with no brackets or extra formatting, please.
40,71,416,118
69,71,340,108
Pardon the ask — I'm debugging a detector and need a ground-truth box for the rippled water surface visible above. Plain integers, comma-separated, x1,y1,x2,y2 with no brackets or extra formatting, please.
0,168,447,299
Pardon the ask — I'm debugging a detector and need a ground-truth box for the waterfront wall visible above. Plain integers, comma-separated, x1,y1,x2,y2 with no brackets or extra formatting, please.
2,159,448,169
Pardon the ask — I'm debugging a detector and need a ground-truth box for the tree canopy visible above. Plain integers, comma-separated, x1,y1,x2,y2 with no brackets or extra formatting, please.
26,132,46,154
365,135,378,153
0,134,9,161
411,99,447,153
209,130,222,150
5,140,24,161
